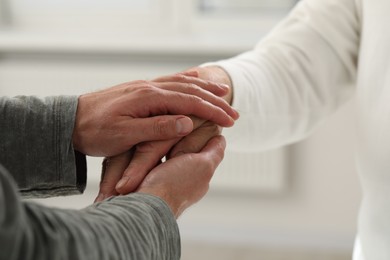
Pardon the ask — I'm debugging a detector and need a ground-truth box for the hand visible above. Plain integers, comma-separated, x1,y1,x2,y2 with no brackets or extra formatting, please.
72,73,238,157
168,120,222,158
94,68,234,201
188,66,234,105
103,135,226,218
95,117,221,201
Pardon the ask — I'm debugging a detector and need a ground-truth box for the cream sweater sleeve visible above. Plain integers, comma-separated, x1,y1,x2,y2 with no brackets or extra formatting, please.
210,0,361,152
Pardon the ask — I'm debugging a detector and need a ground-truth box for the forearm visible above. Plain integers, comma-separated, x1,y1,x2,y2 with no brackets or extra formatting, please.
0,166,179,260
0,96,86,197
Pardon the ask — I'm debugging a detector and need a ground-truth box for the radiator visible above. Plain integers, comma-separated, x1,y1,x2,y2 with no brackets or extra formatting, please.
211,147,287,193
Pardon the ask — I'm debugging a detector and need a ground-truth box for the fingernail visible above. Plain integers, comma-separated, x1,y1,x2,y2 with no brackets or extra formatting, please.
176,117,193,135
116,178,128,191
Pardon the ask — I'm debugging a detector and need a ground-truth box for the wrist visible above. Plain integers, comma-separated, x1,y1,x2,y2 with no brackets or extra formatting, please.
137,187,182,219
200,66,233,105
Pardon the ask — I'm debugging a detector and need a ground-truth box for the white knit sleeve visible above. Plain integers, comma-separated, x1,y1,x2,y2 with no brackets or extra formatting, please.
207,0,360,152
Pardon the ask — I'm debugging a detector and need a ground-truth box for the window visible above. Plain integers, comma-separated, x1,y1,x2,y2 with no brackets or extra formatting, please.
198,0,296,14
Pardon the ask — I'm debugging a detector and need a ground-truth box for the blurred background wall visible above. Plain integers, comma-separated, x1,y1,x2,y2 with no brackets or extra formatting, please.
0,0,361,259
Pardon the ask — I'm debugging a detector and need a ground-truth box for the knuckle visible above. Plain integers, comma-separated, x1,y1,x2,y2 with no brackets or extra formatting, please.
217,152,226,164
135,85,156,96
188,142,202,153
204,162,216,179
123,81,149,93
133,79,149,85
195,155,215,175
122,81,160,96
187,94,203,104
217,149,225,162
99,176,111,191
136,142,157,153
178,142,200,154
187,83,201,92
173,74,186,81
205,123,221,135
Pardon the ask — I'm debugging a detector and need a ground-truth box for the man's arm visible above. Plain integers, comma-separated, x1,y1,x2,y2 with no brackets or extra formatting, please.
0,135,225,260
0,165,179,260
0,96,86,197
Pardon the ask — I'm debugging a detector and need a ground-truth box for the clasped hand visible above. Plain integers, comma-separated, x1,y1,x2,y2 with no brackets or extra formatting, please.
73,71,236,156
75,69,234,217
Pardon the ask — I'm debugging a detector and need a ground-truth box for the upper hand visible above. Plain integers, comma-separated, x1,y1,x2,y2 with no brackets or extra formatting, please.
72,73,238,157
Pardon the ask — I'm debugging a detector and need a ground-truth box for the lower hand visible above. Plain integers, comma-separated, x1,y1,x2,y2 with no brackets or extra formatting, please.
95,118,221,201
135,135,226,218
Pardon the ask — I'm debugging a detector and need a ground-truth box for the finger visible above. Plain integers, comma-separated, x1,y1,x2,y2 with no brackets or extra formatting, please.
116,116,205,193
153,74,229,97
111,81,239,125
116,139,178,195
179,70,199,77
124,115,193,145
191,116,206,129
117,86,237,128
95,150,134,202
169,122,222,158
142,89,237,127
156,82,239,121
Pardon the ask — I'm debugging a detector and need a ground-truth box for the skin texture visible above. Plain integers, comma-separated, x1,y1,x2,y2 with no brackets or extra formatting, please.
72,72,237,157
103,135,227,218
96,117,222,201
192,66,233,105
94,67,233,217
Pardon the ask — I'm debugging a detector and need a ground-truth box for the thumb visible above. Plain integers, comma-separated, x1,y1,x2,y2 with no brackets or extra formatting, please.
128,115,193,144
